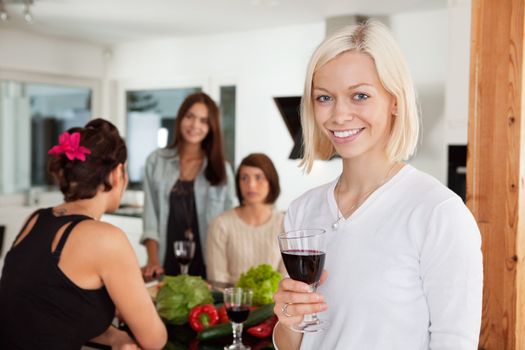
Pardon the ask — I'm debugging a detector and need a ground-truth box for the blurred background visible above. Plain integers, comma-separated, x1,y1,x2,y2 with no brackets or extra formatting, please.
0,0,471,266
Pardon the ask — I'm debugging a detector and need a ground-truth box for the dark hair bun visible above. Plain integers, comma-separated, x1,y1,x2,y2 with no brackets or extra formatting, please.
48,118,127,201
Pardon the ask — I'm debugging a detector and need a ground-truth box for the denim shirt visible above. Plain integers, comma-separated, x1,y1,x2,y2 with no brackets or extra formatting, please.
141,148,238,265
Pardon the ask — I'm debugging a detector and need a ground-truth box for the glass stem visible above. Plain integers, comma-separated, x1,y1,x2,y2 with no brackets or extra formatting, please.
180,264,189,275
303,283,319,324
231,322,243,346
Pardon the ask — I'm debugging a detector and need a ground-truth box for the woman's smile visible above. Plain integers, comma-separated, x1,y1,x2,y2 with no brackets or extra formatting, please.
330,127,365,143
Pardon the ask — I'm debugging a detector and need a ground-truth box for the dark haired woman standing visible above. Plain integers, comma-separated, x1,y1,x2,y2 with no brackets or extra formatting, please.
206,153,286,285
0,119,167,350
141,92,237,279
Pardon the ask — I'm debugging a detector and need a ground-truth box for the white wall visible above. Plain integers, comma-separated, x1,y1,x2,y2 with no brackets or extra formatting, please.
392,5,471,183
391,9,449,183
0,29,106,78
445,1,471,145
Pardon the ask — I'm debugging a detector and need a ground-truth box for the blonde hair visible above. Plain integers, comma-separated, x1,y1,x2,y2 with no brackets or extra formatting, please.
300,20,419,173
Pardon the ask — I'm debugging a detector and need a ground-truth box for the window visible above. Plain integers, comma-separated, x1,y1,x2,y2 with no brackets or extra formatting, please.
220,85,236,166
0,81,91,193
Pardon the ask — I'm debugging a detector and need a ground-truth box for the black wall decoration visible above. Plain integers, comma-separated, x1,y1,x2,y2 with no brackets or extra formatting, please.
274,96,303,159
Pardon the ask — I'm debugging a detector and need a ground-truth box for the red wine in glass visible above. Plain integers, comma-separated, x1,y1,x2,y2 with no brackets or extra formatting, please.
175,255,192,266
223,288,253,350
174,240,195,275
278,229,328,333
281,249,326,285
226,306,250,323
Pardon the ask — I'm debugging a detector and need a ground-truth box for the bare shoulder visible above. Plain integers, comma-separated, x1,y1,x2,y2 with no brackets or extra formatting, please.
72,220,130,253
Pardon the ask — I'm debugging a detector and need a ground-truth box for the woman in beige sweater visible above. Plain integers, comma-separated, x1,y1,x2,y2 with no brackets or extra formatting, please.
206,153,286,285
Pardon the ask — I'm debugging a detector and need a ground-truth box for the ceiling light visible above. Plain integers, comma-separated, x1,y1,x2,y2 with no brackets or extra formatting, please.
0,0,35,23
23,0,33,23
0,1,8,22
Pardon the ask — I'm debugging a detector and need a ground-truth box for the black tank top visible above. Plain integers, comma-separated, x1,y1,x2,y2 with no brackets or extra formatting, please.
0,208,116,350
164,179,206,278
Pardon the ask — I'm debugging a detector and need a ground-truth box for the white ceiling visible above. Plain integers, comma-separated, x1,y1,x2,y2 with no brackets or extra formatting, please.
0,0,447,44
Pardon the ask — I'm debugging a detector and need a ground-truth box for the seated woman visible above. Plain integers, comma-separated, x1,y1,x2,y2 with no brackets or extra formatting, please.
206,153,286,285
0,119,167,350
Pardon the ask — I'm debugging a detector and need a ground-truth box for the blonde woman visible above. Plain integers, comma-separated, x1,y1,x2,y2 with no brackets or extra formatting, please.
272,21,483,350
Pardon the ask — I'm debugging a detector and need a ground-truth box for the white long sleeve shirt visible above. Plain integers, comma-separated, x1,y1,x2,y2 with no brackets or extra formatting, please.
284,165,482,350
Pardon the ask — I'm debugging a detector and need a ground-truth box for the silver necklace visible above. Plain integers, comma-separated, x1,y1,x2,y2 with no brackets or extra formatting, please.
331,162,398,231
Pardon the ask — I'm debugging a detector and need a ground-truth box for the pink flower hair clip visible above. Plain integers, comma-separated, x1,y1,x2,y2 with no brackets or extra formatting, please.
48,131,91,162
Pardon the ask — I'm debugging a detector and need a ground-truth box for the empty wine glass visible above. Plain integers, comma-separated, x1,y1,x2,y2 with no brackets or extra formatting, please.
278,229,328,333
223,287,253,350
173,240,195,275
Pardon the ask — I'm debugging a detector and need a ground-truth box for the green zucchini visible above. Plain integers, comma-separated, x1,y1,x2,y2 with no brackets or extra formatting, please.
197,303,275,341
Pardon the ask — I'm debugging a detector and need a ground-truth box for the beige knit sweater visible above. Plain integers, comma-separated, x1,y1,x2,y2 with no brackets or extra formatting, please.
205,208,286,285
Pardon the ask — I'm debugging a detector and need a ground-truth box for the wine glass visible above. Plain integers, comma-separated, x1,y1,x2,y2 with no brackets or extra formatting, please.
278,229,328,333
223,287,253,350
173,240,195,275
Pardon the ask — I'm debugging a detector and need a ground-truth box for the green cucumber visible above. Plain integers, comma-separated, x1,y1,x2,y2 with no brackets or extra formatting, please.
197,303,275,341
244,304,276,327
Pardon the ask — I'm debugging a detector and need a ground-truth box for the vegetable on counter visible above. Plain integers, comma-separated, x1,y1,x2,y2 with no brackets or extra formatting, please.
197,303,275,341
236,264,281,306
156,275,214,325
247,316,278,338
217,305,229,324
188,304,219,332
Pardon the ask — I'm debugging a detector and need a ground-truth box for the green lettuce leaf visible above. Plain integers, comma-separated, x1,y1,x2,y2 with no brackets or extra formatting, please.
156,275,214,325
236,264,281,306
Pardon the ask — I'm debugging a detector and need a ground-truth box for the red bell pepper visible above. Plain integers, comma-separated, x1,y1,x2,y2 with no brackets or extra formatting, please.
218,305,229,324
188,304,219,332
247,315,278,338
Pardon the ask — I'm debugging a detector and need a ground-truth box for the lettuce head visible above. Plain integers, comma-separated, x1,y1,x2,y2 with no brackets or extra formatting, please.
236,264,281,306
156,275,213,325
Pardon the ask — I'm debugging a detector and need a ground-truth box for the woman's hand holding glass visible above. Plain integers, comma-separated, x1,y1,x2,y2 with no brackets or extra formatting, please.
272,271,328,330
277,228,328,332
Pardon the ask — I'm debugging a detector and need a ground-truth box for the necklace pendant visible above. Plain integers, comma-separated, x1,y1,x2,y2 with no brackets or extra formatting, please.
332,217,342,231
